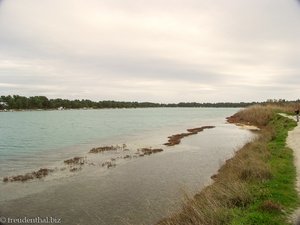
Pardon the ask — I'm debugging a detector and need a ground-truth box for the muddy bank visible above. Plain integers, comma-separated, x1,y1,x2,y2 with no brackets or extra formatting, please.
164,126,215,146
89,145,126,153
3,168,54,182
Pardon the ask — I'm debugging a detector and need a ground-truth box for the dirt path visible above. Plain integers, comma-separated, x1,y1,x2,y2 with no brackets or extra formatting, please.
285,115,300,191
280,114,300,224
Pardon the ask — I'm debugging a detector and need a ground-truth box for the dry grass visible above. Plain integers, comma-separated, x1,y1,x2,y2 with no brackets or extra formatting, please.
227,103,300,127
157,145,271,224
260,200,282,213
157,179,252,225
218,133,273,183
262,102,300,114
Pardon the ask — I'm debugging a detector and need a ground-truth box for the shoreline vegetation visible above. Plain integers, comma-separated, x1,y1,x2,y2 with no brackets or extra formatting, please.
2,125,215,183
157,104,300,225
1,95,299,111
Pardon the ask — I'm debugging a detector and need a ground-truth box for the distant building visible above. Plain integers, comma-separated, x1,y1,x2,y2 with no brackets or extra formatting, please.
0,101,8,108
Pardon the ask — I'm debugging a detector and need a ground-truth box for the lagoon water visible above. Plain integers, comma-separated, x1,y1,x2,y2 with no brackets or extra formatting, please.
0,108,254,225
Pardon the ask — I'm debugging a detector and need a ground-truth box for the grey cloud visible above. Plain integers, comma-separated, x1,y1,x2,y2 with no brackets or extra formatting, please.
0,72,59,86
62,53,225,83
0,0,300,102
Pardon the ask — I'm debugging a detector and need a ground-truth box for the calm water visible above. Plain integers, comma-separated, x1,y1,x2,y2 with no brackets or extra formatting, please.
0,108,254,225
1,108,241,176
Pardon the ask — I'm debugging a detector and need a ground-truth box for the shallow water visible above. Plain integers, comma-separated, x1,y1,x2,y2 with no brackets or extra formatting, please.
0,108,254,225
0,107,239,176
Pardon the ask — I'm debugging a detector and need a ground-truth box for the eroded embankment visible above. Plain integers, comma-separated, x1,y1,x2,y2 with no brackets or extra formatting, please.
157,105,299,225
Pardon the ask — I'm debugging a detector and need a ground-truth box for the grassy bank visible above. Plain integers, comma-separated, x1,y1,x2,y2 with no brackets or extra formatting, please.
157,105,299,225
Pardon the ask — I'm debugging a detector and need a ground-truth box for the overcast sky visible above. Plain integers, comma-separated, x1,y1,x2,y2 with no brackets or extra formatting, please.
0,0,300,103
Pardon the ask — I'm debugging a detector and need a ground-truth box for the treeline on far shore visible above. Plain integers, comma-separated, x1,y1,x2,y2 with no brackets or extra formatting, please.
0,95,299,110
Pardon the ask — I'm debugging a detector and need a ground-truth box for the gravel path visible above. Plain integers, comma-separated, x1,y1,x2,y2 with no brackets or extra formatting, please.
280,114,300,225
285,115,300,191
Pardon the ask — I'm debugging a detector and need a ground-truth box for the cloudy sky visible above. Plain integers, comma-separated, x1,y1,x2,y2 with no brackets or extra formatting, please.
0,0,300,103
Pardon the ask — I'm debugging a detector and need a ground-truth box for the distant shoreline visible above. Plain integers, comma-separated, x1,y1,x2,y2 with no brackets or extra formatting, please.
0,94,260,111
0,106,243,113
